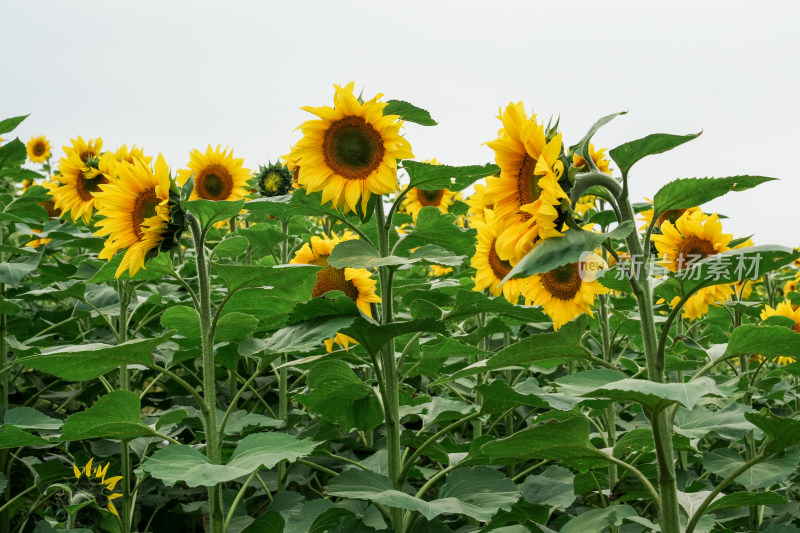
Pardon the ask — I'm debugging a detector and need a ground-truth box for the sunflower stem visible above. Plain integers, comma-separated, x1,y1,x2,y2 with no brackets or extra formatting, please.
278,217,290,492
374,198,404,532
0,225,9,533
188,213,224,533
117,280,133,533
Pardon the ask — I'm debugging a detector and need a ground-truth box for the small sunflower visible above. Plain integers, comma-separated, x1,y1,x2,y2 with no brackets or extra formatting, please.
522,253,609,330
652,210,734,319
573,195,597,216
93,155,176,277
465,179,495,225
290,231,381,351
51,136,105,223
26,135,51,163
471,209,527,304
254,162,293,197
177,145,251,202
284,82,414,214
71,458,123,516
484,102,568,262
400,159,461,222
572,144,612,175
427,265,453,278
758,300,800,365
784,278,799,295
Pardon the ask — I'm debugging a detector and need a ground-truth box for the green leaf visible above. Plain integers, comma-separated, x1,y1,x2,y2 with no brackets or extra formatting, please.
213,235,249,258
653,176,775,217
264,315,356,353
61,391,157,442
402,160,498,191
609,131,701,177
559,505,639,533
395,207,476,256
243,511,285,533
244,189,340,219
297,360,382,432
161,306,200,338
3,407,62,431
706,491,787,512
613,428,655,458
0,115,28,135
15,336,167,381
504,222,633,280
570,111,627,161
673,403,756,440
0,424,49,449
0,295,21,315
582,376,724,411
383,100,437,126
187,199,245,230
344,317,448,356
89,252,174,282
520,465,575,509
725,325,800,361
0,139,27,171
226,432,315,472
441,289,549,323
475,380,549,413
0,259,41,287
328,239,407,269
703,448,800,490
211,263,319,293
744,412,800,453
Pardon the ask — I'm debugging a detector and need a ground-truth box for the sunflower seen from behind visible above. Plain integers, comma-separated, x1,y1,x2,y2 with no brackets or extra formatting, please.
285,82,414,214
177,145,250,202
51,136,105,223
26,135,51,163
71,458,123,516
254,162,293,197
93,154,176,278
291,231,381,351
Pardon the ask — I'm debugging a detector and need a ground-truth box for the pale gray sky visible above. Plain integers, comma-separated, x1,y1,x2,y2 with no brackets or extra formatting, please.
3,0,798,246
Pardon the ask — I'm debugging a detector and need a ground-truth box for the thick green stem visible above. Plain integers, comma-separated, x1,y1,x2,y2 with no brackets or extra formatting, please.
278,218,290,491
117,281,133,533
598,296,618,523
188,213,223,533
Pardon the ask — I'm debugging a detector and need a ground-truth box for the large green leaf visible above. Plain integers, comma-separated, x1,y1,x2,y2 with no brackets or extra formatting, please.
402,160,498,191
724,325,800,360
344,317,448,356
186,199,245,230
520,465,575,510
3,407,62,431
264,315,356,353
394,207,476,256
703,448,800,490
15,336,167,381
162,306,257,342
653,176,775,217
211,263,319,293
582,377,724,411
0,139,27,171
383,100,437,126
560,505,639,533
705,491,787,512
0,115,28,135
570,111,627,162
328,240,466,270
440,289,549,323
61,391,157,442
744,412,800,453
609,132,701,178
244,189,340,219
0,424,49,449
673,403,756,440
503,222,633,280
89,252,175,283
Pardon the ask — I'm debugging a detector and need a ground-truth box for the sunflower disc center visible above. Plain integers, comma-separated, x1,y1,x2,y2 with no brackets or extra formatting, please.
418,188,446,207
323,116,385,180
675,235,716,269
33,143,46,156
76,174,107,201
197,165,233,200
132,188,160,239
542,263,582,300
488,240,513,279
309,256,360,301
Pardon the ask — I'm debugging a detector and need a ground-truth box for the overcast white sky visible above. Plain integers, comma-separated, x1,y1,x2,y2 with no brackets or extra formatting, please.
3,0,799,246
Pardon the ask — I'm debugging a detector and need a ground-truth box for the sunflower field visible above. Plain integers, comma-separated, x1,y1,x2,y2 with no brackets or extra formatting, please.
1,84,800,533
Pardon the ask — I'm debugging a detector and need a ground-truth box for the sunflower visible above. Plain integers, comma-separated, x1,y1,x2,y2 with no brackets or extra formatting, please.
572,144,612,175
115,144,152,167
177,145,250,202
639,197,701,231
784,278,799,295
757,300,800,365
465,180,494,225
254,162,293,197
26,135,51,163
71,458,123,516
428,265,453,277
284,82,414,214
471,209,527,304
652,210,734,319
484,102,568,262
51,136,105,223
399,159,461,222
290,231,381,351
93,155,174,278
522,252,609,330
573,195,597,216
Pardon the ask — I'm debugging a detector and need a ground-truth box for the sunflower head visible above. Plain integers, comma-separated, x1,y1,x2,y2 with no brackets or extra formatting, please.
651,211,732,272
400,160,461,222
254,162,293,197
52,137,106,223
26,135,51,163
471,209,527,304
70,458,123,516
177,145,251,202
285,82,414,214
572,144,612,175
115,144,153,167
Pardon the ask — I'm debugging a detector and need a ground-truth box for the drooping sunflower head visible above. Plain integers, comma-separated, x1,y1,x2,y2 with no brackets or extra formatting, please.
284,82,414,214
471,209,527,305
26,135,51,163
291,231,381,351
254,162,293,197
177,145,251,202
94,154,176,278
652,210,732,272
572,144,612,175
71,458,123,516
51,137,106,223
522,254,609,330
400,160,461,222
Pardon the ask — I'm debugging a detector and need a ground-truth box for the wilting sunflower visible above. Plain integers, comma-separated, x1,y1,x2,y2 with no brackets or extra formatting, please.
177,145,250,202
522,253,609,330
471,209,528,304
652,210,734,319
26,135,51,163
400,159,461,222
285,82,414,214
254,162,293,197
290,231,381,351
51,136,105,223
93,155,176,277
71,458,123,516
484,102,568,262
757,300,800,365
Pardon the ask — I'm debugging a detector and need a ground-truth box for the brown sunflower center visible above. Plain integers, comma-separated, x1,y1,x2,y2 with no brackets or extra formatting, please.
33,142,46,156
76,173,107,202
309,255,360,301
417,188,446,207
488,239,513,279
516,155,540,220
322,116,385,180
132,188,160,239
658,208,688,226
675,235,716,270
197,165,233,200
542,263,582,300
